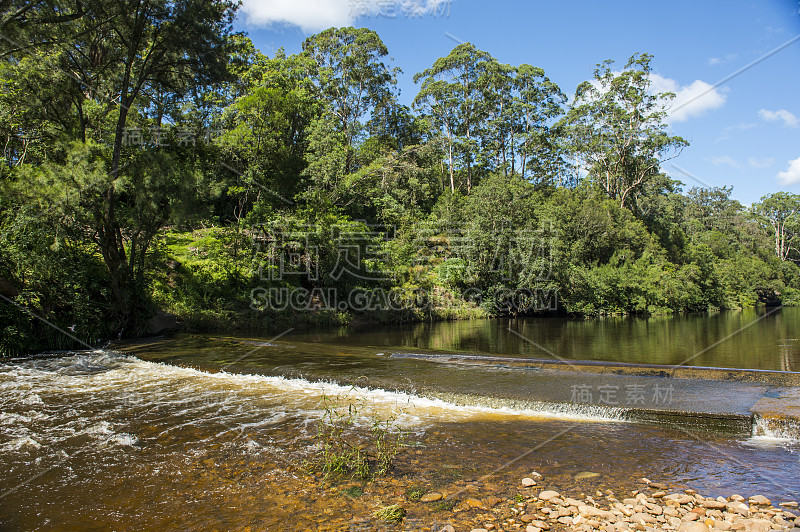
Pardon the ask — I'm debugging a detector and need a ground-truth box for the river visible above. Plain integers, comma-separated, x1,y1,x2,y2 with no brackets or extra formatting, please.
1,308,798,530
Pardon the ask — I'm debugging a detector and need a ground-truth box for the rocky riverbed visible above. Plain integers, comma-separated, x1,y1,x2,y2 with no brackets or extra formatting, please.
317,470,800,532
449,476,800,532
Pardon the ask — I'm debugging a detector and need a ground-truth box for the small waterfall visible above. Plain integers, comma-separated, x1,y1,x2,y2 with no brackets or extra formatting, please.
751,414,800,442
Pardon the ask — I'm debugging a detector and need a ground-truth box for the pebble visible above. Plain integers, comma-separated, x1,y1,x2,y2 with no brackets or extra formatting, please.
420,492,443,502
537,490,560,501
465,497,484,509
521,477,536,487
701,500,727,510
677,522,709,532
575,471,601,480
748,495,770,506
483,496,502,507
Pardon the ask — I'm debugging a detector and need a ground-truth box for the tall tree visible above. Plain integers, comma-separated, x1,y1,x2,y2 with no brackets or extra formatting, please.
753,192,800,261
1,0,238,332
414,43,493,193
302,27,398,177
480,61,567,184
563,53,688,208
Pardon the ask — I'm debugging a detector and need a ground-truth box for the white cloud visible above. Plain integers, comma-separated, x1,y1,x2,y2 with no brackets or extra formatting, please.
715,122,757,142
748,157,774,168
240,0,452,32
707,53,737,66
758,108,799,128
709,155,741,168
777,156,800,185
649,74,726,123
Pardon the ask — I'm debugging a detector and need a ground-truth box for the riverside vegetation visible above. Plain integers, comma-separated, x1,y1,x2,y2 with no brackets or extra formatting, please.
1,2,800,356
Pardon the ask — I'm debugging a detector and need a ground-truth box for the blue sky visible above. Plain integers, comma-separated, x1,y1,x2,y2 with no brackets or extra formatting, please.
235,0,800,205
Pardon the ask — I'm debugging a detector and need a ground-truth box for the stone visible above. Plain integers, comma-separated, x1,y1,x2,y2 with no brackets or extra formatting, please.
748,495,770,506
525,526,539,532
652,491,666,498
649,482,668,490
779,501,799,508
470,529,488,532
441,527,455,532
677,523,710,532
466,498,484,509
578,505,615,520
483,496,502,508
538,490,560,502
727,501,750,513
647,504,663,516
522,477,537,487
666,494,696,505
702,500,727,510
728,495,745,502
630,512,658,524
738,519,771,532
420,492,443,503
575,471,601,481
530,471,543,479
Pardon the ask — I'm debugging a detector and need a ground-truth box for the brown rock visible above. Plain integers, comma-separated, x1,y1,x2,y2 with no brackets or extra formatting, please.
483,496,502,508
537,490,560,502
747,495,770,506
420,492,443,503
465,497,484,509
677,522,710,532
702,500,727,510
630,512,657,524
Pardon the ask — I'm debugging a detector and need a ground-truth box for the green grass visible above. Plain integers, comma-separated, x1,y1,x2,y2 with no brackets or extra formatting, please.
374,504,406,524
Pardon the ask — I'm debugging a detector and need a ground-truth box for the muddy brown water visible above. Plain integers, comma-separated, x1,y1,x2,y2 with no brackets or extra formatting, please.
1,309,799,530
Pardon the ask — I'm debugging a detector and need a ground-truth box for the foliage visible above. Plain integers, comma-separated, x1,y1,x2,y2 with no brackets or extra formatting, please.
563,54,688,208
312,394,405,481
1,19,797,354
373,504,406,524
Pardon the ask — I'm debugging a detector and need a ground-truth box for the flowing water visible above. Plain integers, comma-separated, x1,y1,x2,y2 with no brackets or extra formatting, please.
1,308,799,530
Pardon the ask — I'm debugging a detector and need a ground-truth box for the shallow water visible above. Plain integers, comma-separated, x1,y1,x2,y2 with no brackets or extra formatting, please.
1,310,799,530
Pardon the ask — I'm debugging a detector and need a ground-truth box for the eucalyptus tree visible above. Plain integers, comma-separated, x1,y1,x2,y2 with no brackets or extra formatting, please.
563,53,688,209
302,27,399,177
480,62,567,185
753,192,800,262
414,43,493,193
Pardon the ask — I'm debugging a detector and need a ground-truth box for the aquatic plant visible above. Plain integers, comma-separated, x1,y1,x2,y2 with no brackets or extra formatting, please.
313,393,406,481
373,504,406,524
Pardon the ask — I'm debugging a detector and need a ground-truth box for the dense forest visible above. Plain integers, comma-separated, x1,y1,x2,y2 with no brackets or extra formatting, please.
1,0,799,355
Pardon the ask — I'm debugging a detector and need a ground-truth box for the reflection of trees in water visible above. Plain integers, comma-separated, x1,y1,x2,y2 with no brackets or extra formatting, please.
394,309,800,371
